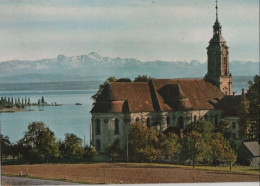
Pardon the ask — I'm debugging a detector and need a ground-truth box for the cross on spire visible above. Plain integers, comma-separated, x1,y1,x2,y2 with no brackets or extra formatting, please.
215,0,218,21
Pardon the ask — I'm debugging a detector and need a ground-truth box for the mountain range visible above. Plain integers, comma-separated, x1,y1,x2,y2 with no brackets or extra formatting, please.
0,52,258,83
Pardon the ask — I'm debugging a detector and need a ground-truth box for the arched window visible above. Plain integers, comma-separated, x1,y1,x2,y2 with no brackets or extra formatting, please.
96,139,101,151
215,114,218,127
194,115,197,122
115,118,119,135
136,117,140,122
167,116,170,127
178,116,184,129
204,114,208,120
96,119,101,135
147,117,150,127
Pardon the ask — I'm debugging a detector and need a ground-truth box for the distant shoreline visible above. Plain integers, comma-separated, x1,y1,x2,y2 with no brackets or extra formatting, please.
0,108,27,113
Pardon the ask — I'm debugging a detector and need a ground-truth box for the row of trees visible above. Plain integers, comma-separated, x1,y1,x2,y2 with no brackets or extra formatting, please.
1,122,97,163
125,121,236,169
0,96,47,109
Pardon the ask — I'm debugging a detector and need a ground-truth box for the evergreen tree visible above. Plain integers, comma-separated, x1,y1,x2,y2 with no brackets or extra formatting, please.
41,96,45,104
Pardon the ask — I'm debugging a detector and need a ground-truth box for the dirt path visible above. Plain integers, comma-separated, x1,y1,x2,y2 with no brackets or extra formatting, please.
2,176,78,185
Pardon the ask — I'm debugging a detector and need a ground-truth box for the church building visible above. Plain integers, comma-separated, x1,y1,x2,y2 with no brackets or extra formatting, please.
90,2,241,156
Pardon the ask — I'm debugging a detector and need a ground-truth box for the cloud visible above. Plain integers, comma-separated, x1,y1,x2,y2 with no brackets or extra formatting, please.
0,0,258,62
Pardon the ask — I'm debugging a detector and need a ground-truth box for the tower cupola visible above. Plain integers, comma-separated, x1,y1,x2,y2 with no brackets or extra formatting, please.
204,0,232,95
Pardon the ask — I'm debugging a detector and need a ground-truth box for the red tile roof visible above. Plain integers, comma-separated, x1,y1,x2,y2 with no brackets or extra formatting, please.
152,79,225,110
92,82,154,112
91,78,226,113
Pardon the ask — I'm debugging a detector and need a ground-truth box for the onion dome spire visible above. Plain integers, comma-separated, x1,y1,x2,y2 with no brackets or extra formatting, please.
213,0,222,36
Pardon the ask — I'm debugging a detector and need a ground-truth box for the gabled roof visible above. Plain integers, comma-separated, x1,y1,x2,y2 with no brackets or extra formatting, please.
91,78,226,113
92,82,154,112
152,79,225,110
243,141,260,157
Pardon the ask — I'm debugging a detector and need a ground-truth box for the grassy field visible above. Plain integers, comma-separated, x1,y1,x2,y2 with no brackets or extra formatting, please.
2,163,260,184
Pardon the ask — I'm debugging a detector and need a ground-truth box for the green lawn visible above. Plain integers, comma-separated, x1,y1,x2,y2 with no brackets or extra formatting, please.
119,162,260,174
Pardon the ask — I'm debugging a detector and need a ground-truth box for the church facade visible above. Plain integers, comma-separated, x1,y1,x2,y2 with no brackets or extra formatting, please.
90,3,241,156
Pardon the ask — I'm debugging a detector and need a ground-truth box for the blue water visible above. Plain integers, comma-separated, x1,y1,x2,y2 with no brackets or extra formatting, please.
0,85,98,144
0,77,252,144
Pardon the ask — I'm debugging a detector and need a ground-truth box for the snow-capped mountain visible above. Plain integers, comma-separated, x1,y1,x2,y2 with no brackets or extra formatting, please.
0,52,258,83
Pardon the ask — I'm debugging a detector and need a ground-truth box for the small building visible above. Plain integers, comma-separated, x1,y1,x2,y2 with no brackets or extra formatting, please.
237,141,260,166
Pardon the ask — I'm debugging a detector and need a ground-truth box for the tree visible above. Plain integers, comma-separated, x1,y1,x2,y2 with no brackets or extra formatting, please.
181,131,208,167
185,120,213,135
116,78,132,82
215,119,230,134
134,75,153,82
0,99,8,108
128,122,149,162
20,122,59,162
246,75,259,142
210,132,227,167
181,121,215,166
159,133,181,160
0,134,11,159
221,141,237,170
41,96,45,104
91,76,117,101
84,146,98,161
105,139,123,161
128,122,161,162
239,75,260,142
60,133,84,160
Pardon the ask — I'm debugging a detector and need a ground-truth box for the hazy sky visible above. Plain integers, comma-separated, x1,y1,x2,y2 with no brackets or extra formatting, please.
0,0,259,62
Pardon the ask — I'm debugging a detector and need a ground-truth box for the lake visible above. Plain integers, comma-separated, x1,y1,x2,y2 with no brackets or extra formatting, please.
0,77,253,144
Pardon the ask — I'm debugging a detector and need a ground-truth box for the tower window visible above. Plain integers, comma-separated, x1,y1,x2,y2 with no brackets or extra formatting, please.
96,139,101,151
115,118,119,135
136,117,140,122
96,119,101,135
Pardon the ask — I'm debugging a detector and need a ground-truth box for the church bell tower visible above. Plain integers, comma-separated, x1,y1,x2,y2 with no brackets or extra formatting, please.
205,1,232,95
